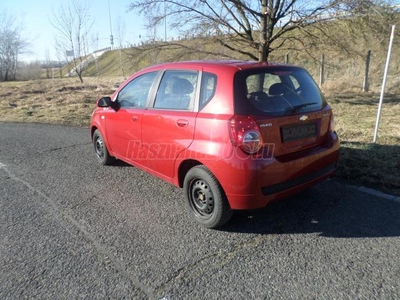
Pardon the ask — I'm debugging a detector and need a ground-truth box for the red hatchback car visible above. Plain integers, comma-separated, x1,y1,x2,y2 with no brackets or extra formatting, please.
90,60,339,228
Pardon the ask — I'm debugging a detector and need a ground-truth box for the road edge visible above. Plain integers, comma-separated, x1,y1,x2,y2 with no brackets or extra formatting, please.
332,178,400,204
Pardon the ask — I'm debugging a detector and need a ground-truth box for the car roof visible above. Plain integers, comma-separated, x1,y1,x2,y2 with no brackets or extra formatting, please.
141,60,294,73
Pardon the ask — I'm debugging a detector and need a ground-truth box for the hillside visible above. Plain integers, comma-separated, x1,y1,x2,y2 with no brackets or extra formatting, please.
65,14,400,95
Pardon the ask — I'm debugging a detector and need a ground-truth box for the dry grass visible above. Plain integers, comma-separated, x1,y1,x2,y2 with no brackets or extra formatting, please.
0,77,124,126
0,78,399,195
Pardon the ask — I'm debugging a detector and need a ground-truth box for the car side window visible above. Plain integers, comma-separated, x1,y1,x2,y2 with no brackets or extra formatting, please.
117,72,157,108
199,72,217,111
154,70,198,110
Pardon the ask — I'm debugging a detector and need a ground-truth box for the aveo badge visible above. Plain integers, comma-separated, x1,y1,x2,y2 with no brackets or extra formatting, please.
299,115,308,121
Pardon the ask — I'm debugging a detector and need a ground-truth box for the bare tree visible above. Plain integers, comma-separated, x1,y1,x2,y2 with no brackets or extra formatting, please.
128,0,395,62
115,17,127,77
50,0,94,83
0,10,29,81
128,0,336,62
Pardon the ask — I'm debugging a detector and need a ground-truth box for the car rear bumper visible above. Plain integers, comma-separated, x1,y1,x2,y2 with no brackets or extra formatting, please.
224,132,340,210
261,163,336,196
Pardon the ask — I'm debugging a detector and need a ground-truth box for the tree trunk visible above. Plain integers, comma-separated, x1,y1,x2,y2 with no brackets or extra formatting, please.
258,0,268,62
77,72,84,83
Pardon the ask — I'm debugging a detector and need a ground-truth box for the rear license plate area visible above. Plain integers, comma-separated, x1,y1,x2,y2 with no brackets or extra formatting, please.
281,122,317,142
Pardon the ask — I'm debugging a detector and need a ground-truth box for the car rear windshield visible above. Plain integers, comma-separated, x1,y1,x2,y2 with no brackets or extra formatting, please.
234,67,327,116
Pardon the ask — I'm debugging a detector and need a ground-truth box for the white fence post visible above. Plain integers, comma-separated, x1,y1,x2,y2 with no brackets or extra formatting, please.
373,25,396,143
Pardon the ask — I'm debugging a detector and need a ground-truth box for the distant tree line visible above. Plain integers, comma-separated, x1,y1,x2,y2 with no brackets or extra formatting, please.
0,10,29,81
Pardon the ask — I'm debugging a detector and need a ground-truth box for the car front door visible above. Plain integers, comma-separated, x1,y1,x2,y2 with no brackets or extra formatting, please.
141,70,199,179
105,71,158,164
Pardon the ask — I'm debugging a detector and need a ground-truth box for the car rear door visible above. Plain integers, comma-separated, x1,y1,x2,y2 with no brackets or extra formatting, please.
141,70,199,179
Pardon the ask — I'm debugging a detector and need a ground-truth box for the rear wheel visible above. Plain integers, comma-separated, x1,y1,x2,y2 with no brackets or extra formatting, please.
183,165,232,228
92,129,115,165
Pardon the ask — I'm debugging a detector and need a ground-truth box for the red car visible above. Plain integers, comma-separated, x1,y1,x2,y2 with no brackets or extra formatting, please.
90,60,339,228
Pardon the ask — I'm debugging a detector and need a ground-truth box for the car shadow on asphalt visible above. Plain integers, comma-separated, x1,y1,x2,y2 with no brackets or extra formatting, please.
103,159,400,238
220,181,400,238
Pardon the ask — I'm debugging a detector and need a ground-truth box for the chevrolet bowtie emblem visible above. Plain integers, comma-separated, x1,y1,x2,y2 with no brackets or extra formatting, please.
299,115,308,121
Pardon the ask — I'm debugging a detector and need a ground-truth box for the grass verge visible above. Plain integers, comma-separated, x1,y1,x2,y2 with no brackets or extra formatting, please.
0,77,123,126
328,92,400,195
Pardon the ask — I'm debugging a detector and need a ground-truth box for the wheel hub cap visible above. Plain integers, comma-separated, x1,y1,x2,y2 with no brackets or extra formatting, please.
95,138,104,158
191,179,214,216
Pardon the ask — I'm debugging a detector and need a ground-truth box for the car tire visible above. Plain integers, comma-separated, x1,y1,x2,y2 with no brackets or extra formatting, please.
93,129,115,165
184,165,233,228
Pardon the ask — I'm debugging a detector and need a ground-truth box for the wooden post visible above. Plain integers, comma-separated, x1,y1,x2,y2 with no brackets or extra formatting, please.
59,61,62,78
285,53,289,64
319,53,325,87
363,50,371,92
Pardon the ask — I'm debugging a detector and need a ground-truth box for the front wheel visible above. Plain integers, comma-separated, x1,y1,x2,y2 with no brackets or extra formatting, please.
183,165,232,228
92,129,115,165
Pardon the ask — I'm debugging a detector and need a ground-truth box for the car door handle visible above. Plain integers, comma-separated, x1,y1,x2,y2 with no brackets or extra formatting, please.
131,116,139,122
176,119,189,127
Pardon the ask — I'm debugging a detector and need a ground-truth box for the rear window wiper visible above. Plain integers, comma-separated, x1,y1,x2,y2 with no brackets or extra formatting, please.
284,102,318,115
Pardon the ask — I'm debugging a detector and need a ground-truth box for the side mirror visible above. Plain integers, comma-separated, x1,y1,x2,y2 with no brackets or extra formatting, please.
97,96,112,107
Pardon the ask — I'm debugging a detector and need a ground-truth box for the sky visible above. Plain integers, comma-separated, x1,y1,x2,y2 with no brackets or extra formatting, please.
1,0,151,62
2,0,400,62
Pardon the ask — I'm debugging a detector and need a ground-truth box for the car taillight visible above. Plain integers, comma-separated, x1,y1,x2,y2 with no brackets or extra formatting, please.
329,114,335,132
229,116,262,154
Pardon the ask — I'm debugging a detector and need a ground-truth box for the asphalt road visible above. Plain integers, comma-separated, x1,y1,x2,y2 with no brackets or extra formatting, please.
0,122,399,299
